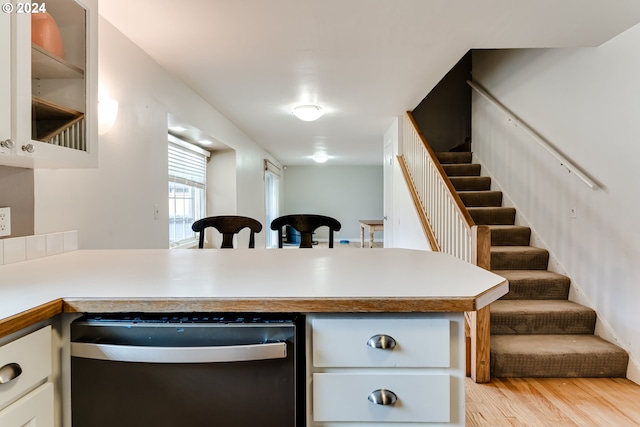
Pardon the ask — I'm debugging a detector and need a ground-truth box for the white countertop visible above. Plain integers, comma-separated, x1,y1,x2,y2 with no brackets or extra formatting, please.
0,248,508,322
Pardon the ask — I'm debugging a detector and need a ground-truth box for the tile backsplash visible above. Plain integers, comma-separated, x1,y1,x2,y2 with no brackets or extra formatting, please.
1,230,78,266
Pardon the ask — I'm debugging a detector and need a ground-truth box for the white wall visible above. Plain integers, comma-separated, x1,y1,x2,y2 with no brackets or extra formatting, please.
472,23,640,382
33,17,278,249
282,165,383,242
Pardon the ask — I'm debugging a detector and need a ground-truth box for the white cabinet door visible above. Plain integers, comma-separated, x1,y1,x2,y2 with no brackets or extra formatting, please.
0,383,54,427
0,326,52,409
313,373,450,423
0,5,10,151
1,0,98,168
312,317,450,368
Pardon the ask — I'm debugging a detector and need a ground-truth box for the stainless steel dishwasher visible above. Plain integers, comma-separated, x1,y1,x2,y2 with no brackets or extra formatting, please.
70,313,304,427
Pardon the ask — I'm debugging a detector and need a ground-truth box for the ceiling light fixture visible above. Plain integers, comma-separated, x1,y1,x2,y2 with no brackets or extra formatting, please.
292,104,324,121
312,153,329,163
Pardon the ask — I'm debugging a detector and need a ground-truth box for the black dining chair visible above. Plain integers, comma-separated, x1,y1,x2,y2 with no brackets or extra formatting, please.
270,214,342,248
191,216,262,248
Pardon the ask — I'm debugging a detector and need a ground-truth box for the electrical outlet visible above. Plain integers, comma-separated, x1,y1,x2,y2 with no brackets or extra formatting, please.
153,204,160,220
0,207,11,237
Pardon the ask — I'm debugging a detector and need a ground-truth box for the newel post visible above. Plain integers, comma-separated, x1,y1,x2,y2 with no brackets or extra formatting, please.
468,225,491,383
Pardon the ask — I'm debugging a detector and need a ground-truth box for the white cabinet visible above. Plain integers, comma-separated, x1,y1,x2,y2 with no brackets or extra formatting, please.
0,0,98,168
0,326,54,426
308,314,466,427
0,383,54,427
314,373,450,423
0,5,11,155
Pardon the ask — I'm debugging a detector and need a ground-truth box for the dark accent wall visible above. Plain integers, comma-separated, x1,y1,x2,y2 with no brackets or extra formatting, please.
0,165,35,238
411,51,472,153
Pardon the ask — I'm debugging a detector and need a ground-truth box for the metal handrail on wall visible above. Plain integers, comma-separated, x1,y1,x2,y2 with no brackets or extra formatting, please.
467,80,599,191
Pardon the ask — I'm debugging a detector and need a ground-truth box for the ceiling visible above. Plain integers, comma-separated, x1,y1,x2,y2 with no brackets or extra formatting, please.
99,0,640,166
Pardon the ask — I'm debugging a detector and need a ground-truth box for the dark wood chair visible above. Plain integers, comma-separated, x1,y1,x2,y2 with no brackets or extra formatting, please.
270,214,342,248
191,216,262,248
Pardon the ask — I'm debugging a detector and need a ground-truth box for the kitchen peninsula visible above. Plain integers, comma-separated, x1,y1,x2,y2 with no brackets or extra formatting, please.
0,248,507,426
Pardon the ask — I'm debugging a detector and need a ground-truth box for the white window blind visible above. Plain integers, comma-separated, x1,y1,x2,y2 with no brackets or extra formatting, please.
169,142,208,187
168,135,210,248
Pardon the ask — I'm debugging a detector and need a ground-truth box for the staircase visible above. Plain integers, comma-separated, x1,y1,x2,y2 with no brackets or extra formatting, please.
437,151,629,378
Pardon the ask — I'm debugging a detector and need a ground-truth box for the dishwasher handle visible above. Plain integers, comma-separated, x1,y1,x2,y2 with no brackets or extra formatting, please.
71,341,287,364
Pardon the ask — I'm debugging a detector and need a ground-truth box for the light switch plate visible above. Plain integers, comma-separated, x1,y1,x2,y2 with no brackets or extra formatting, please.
0,207,10,237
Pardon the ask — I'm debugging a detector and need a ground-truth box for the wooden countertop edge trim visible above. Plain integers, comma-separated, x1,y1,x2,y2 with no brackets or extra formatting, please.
0,288,508,340
62,297,477,314
0,298,64,338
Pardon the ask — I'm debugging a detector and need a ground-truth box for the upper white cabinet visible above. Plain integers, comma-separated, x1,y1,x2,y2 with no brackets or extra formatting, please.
0,0,98,168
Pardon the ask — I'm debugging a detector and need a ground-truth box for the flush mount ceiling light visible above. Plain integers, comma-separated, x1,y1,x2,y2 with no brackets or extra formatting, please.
312,153,329,163
292,104,324,121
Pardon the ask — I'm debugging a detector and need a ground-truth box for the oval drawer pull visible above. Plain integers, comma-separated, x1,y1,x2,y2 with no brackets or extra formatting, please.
366,334,396,349
368,388,397,406
0,363,23,384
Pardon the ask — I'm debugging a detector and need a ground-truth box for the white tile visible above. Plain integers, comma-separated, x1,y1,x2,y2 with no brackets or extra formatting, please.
3,237,26,264
46,232,64,256
26,235,47,260
63,230,78,252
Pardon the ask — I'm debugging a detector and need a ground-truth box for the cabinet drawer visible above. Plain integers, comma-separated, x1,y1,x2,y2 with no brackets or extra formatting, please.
312,318,449,367
0,326,52,409
0,382,54,427
313,373,450,423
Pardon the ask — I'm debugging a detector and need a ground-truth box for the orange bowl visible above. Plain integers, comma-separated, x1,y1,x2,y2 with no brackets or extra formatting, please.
31,12,65,58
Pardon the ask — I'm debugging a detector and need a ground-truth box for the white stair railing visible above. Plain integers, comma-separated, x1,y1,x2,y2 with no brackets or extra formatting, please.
400,112,479,262
42,116,86,151
399,111,491,383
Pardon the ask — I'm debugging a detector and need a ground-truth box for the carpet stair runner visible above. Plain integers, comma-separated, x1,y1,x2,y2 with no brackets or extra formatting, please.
437,151,629,378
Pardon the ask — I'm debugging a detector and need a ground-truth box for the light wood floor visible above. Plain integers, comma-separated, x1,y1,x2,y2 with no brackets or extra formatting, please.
466,377,640,426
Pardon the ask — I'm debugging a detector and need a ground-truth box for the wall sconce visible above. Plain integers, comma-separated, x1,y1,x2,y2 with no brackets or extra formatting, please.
98,97,119,135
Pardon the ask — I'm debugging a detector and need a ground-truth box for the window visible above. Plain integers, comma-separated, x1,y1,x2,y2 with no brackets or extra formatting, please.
264,159,281,248
168,135,210,248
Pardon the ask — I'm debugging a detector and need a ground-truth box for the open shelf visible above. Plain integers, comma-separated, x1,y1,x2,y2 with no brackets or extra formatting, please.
31,43,84,80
